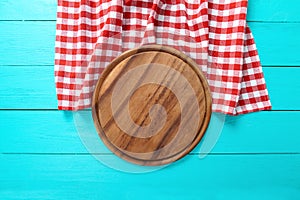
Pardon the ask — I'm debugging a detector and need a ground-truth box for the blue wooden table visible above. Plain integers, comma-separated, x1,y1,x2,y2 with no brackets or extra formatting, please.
0,0,300,199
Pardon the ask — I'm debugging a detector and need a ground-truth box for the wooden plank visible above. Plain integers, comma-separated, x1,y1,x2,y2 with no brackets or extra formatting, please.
0,154,299,199
0,65,57,109
0,111,83,154
0,0,57,21
0,0,299,22
263,67,300,110
247,0,300,22
249,22,300,66
0,21,299,66
0,21,56,66
0,111,299,154
0,66,299,110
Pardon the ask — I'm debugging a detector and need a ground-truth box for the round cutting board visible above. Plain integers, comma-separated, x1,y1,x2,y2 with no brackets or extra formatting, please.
92,45,212,166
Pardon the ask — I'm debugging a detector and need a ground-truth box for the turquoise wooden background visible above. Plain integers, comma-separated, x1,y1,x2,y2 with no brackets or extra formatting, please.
1,0,300,199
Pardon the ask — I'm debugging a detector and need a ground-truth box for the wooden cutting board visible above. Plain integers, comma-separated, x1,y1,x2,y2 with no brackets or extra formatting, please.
92,45,212,166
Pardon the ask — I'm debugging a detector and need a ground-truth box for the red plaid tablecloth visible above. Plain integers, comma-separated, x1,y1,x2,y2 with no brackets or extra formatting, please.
55,0,271,115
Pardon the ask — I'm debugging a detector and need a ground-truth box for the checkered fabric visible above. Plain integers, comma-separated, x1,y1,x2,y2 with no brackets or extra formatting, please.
55,0,271,115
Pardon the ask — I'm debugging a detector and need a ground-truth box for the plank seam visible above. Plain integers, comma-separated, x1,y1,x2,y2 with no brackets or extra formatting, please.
0,109,299,112
2,152,300,155
1,65,300,68
1,20,300,23
0,20,56,22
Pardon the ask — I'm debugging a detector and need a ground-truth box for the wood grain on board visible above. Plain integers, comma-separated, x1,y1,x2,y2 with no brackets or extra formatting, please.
92,45,212,165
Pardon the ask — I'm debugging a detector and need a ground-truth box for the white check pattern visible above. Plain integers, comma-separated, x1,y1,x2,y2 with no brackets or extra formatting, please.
55,0,271,115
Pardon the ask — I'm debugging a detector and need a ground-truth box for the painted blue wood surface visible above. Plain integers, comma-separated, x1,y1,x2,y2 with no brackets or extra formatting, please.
1,111,300,154
1,67,300,109
0,0,299,199
1,154,300,199
1,21,300,66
